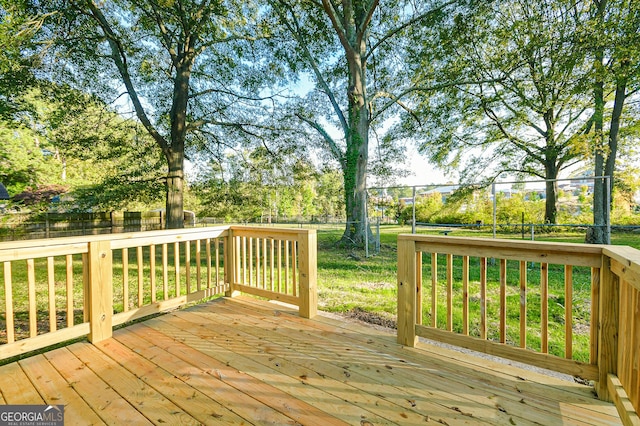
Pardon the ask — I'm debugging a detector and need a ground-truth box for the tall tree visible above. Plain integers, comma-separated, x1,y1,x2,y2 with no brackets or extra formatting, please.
268,0,456,245
33,0,271,228
397,0,593,224
589,0,640,243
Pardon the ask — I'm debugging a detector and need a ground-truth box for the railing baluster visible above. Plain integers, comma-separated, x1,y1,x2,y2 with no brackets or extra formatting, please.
285,240,290,294
292,240,297,296
137,246,144,306
66,255,73,328
270,239,275,292
480,257,487,340
162,243,168,300
150,245,156,303
500,258,507,344
242,236,247,284
446,253,453,332
262,238,267,289
4,262,14,343
122,248,129,311
256,238,261,288
277,240,282,294
591,267,600,364
27,258,36,338
520,260,527,349
174,242,180,297
195,240,201,291
215,238,220,287
431,252,438,328
565,265,573,359
206,238,212,288
47,257,56,333
416,252,423,326
462,255,469,335
541,262,549,353
185,241,191,294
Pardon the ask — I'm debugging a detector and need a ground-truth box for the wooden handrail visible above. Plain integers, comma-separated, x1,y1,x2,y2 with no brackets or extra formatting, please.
0,226,317,360
397,234,640,421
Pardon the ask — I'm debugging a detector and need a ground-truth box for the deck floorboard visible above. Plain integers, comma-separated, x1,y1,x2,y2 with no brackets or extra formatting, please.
0,296,622,425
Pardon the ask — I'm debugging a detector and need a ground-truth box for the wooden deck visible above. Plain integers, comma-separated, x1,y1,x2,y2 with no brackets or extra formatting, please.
0,296,621,425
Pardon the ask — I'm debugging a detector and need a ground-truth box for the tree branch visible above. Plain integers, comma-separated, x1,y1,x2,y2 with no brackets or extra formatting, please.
295,113,345,168
364,0,456,60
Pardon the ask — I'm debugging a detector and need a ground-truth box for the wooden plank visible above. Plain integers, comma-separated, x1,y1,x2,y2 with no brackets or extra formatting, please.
565,265,573,359
139,319,394,425
27,258,37,338
44,346,153,425
0,362,44,404
607,374,640,426
19,354,106,425
270,239,275,291
234,295,616,425
284,240,289,294
520,260,527,349
0,243,88,263
114,326,310,426
128,319,350,426
541,262,549,353
94,337,250,425
47,257,56,332
4,262,14,343
262,237,267,289
154,310,476,425
205,298,594,426
277,239,282,293
68,342,201,425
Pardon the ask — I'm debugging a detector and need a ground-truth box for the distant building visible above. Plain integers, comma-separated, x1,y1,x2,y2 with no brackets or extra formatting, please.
0,183,9,200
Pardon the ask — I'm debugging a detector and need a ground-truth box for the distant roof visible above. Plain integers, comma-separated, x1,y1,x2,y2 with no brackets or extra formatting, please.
0,183,9,200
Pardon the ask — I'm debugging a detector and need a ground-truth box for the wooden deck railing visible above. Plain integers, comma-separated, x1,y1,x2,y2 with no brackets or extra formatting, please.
0,226,317,361
397,234,640,422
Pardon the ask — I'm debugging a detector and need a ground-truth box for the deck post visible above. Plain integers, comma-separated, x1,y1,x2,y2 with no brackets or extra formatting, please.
596,255,619,401
298,230,317,319
397,236,418,347
225,229,240,297
87,240,113,343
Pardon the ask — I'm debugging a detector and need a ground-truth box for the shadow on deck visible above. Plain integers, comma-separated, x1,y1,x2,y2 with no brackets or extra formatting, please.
0,296,621,425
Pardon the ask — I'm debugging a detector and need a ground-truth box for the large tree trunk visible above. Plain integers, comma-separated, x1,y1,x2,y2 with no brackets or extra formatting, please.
341,49,372,246
165,150,184,229
544,162,558,224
